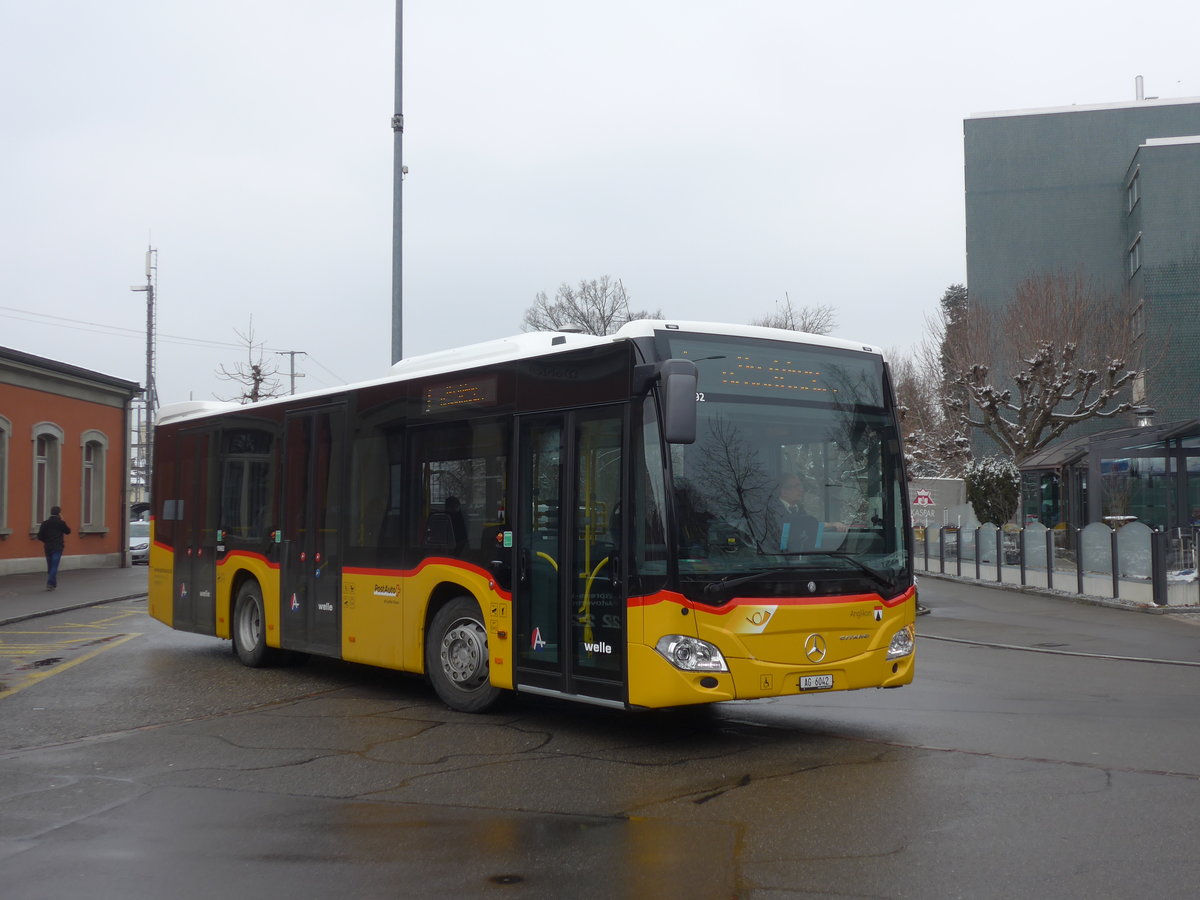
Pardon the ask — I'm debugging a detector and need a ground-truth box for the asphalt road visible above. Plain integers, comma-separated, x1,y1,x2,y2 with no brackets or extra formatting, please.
2,577,1199,898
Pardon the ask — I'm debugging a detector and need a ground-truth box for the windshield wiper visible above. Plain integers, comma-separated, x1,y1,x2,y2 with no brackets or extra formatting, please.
778,551,893,592
701,554,894,596
703,569,794,596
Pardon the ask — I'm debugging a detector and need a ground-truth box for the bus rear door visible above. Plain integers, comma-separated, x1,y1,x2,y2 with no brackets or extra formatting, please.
171,430,217,635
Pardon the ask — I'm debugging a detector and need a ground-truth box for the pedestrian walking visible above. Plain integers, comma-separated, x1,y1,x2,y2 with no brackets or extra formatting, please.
36,506,71,590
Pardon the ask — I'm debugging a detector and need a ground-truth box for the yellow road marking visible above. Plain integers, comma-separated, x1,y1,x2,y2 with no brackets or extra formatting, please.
0,633,141,700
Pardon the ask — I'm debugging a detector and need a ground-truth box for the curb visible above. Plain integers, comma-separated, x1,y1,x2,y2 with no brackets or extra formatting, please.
917,570,1200,616
0,592,148,628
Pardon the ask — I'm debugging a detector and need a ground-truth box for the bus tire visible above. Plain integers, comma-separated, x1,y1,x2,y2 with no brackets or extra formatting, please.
426,596,501,713
232,579,274,668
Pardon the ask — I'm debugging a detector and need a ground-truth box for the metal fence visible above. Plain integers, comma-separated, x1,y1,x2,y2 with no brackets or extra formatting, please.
913,521,1200,607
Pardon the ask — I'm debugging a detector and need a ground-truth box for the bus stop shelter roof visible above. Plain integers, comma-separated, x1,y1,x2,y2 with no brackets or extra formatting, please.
1020,419,1200,470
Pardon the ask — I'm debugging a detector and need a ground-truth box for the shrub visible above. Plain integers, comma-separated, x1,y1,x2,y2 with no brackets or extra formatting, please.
965,456,1021,525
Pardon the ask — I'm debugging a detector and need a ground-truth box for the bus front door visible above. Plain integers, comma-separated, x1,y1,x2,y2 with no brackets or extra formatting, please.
172,430,216,635
279,406,345,657
515,407,626,705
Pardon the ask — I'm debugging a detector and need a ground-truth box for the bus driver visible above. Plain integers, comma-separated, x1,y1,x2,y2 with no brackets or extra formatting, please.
772,475,820,552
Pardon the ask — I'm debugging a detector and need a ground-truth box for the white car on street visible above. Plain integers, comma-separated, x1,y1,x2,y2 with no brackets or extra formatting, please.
129,520,150,565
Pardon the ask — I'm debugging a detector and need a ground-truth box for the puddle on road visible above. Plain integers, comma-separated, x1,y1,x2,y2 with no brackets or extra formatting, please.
27,657,64,669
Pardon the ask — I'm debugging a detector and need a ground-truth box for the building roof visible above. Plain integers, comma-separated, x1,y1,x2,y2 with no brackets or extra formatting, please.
969,95,1200,121
1021,419,1200,469
0,345,141,394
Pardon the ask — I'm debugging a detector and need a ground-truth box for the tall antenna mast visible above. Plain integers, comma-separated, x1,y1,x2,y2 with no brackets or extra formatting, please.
130,246,157,496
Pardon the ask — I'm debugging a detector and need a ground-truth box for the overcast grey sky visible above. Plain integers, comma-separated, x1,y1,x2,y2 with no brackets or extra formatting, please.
2,1,1195,404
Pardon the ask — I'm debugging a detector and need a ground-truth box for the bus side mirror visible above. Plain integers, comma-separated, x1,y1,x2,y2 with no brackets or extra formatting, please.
660,359,697,444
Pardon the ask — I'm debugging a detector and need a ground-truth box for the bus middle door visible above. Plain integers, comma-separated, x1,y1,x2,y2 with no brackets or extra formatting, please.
280,406,345,657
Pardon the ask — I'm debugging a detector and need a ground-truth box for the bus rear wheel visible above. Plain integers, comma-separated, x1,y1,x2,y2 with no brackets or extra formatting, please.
426,596,501,713
232,579,274,667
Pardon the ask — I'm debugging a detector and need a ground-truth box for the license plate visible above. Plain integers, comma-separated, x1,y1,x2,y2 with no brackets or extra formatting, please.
799,674,834,691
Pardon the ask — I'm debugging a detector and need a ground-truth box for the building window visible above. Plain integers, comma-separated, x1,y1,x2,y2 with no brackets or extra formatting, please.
0,415,10,534
32,422,64,526
1132,372,1147,406
1128,235,1142,278
80,429,109,530
1127,170,1140,213
1130,299,1145,340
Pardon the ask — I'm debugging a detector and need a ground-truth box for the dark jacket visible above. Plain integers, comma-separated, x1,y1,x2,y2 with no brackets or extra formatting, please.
770,499,819,552
37,515,71,552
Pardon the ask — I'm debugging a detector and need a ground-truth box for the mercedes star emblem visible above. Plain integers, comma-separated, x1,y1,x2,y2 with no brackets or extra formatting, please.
804,633,828,663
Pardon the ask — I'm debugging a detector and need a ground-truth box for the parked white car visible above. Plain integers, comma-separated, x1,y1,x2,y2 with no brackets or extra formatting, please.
129,520,150,565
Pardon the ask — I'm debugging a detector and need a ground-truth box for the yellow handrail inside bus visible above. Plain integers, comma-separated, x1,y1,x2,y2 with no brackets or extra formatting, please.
581,556,609,646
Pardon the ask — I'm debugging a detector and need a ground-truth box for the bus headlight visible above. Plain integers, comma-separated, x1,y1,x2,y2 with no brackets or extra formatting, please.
887,625,915,660
655,635,729,672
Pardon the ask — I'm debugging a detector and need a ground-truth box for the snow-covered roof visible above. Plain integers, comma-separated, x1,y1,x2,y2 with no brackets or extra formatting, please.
156,399,239,428
613,319,883,356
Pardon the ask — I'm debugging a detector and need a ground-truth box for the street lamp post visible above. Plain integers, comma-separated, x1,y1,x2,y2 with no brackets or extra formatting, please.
391,0,404,363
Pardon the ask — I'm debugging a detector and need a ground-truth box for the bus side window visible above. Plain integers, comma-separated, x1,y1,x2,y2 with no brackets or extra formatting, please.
346,426,404,567
219,428,274,545
407,419,509,566
632,402,670,593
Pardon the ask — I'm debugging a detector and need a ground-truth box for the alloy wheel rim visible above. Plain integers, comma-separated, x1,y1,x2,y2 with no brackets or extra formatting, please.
440,618,488,689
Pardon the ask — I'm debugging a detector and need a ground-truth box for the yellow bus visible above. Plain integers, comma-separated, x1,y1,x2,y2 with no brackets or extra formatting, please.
148,320,916,712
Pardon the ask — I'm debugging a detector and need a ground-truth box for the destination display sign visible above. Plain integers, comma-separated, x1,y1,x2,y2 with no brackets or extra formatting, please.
660,333,884,406
421,375,499,414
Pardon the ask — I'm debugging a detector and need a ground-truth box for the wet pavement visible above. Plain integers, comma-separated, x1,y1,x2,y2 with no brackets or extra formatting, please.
3,568,1200,897
0,566,148,626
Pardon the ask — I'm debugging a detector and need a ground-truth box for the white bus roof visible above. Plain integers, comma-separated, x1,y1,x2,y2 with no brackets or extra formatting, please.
157,320,883,426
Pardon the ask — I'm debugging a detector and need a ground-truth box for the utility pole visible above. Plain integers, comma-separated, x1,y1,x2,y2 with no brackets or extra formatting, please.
275,350,307,395
391,0,404,363
130,247,157,499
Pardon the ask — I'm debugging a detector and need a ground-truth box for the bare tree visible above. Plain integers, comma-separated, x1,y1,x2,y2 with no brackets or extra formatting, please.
892,284,976,477
945,273,1146,465
936,283,969,411
891,350,971,478
215,318,285,404
522,276,662,336
750,293,837,335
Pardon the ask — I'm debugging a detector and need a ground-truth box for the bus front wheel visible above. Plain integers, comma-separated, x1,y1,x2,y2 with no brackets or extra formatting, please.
232,580,274,667
426,596,501,713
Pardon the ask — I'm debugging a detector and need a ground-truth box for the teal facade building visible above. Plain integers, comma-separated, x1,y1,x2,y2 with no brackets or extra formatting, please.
964,96,1200,529
965,95,1200,426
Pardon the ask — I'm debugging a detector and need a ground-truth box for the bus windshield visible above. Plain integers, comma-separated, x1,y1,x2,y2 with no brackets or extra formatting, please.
658,333,909,600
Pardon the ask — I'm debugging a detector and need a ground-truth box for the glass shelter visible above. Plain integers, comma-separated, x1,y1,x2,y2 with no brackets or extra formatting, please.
1019,420,1200,533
